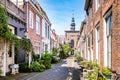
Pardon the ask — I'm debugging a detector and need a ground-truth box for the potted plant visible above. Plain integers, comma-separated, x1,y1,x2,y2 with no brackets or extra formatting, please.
101,67,112,79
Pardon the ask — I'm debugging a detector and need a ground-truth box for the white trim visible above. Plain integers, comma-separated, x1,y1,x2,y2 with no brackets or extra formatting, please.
27,1,42,17
29,10,34,29
103,18,107,66
36,15,40,35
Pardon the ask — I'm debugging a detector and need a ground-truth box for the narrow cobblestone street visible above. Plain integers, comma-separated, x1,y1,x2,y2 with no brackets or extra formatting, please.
17,56,80,80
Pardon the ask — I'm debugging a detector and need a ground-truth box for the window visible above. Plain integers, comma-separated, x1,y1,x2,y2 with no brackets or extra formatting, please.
91,32,94,45
96,0,100,10
88,37,90,48
48,26,49,39
29,10,34,28
45,23,47,37
34,42,40,54
45,44,48,51
96,24,100,63
87,8,90,23
106,14,112,67
36,15,40,34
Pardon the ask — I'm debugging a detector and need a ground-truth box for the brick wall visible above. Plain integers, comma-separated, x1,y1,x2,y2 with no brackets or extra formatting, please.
83,0,120,72
27,3,42,54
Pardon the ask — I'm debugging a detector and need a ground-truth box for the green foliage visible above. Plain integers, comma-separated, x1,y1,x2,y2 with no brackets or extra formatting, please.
0,69,2,74
74,51,81,61
20,37,33,53
62,44,72,54
30,61,45,72
19,63,30,72
80,60,88,68
19,61,46,72
52,47,59,54
86,62,107,80
51,54,58,63
86,67,106,80
101,67,112,75
41,51,52,69
59,44,72,59
86,70,97,80
32,53,40,61
0,4,17,41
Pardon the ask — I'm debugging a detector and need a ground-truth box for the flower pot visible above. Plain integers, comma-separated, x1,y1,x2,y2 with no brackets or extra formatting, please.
104,74,112,79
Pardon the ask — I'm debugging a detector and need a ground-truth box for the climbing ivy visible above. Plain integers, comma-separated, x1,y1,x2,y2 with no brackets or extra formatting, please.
0,2,17,41
20,37,33,53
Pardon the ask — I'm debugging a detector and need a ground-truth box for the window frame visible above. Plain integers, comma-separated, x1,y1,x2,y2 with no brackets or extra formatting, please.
36,15,40,35
29,10,34,29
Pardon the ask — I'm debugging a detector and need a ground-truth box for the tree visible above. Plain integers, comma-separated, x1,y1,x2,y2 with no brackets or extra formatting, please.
60,44,72,58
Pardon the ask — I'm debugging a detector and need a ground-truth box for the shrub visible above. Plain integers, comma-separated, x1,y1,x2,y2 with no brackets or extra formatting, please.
32,53,40,61
80,60,88,68
30,61,45,72
101,67,112,75
74,51,81,62
41,52,52,69
52,47,59,54
19,63,30,72
51,54,58,63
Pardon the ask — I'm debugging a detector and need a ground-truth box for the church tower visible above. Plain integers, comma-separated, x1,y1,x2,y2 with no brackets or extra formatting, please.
70,17,75,31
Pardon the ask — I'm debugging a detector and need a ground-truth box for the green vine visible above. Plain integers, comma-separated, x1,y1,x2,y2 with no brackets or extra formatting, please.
20,37,33,53
0,3,17,42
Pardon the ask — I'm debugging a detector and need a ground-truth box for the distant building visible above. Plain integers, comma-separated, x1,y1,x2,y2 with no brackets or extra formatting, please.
59,35,65,44
65,17,80,51
51,29,62,50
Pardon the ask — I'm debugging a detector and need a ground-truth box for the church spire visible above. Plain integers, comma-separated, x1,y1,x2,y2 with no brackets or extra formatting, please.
70,11,75,31
70,16,75,31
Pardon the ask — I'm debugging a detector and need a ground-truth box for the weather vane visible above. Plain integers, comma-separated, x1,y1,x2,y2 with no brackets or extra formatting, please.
72,10,74,17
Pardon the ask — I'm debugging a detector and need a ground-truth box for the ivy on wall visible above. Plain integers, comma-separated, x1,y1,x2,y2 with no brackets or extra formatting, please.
0,3,16,41
20,37,33,53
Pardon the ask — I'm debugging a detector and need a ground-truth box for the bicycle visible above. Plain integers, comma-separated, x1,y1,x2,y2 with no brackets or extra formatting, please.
109,69,120,80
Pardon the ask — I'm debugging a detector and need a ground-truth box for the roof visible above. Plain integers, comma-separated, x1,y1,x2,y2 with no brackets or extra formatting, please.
84,0,91,10
80,20,86,34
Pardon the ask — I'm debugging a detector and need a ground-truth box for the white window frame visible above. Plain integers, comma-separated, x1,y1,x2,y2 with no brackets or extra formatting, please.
96,23,100,64
96,0,100,11
36,15,40,35
29,10,34,29
34,42,40,54
103,9,112,67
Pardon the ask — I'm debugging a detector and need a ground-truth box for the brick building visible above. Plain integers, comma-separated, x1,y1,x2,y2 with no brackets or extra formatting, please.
51,29,62,50
76,20,87,59
78,0,120,72
25,0,42,57
65,17,80,52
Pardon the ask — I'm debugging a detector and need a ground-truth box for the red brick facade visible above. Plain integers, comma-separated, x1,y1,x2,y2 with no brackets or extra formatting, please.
26,1,42,55
79,0,120,73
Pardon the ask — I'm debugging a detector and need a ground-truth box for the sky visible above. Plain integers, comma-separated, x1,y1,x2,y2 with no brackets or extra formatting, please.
38,0,86,35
